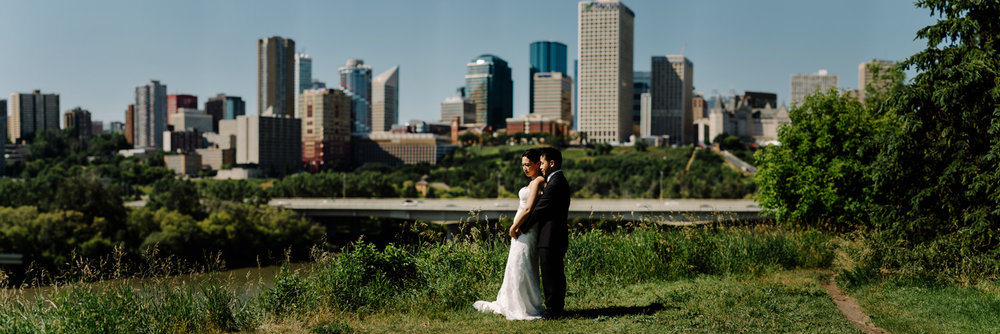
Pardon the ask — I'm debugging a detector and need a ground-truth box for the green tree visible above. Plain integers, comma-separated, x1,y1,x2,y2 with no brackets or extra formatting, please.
755,89,882,230
870,1,1000,265
147,178,204,218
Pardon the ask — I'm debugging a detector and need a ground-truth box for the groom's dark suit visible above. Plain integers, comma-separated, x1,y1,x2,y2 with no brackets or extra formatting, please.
522,169,570,314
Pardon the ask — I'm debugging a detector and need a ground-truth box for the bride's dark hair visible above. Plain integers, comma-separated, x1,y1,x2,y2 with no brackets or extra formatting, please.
521,148,542,162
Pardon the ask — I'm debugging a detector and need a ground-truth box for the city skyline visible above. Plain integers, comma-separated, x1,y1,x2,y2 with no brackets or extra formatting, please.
0,0,933,126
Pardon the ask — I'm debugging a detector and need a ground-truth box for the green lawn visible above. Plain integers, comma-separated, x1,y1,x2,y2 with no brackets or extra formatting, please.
848,282,1000,333
267,270,858,333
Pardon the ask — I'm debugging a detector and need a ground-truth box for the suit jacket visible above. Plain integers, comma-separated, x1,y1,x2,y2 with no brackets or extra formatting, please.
522,170,571,250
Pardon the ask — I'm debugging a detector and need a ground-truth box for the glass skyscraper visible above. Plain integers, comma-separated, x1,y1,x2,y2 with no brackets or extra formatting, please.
294,53,312,118
530,41,567,114
338,59,373,133
465,54,513,130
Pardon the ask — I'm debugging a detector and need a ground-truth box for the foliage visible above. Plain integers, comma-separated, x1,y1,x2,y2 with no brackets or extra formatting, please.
147,178,204,219
755,89,883,230
866,0,1000,276
200,179,269,205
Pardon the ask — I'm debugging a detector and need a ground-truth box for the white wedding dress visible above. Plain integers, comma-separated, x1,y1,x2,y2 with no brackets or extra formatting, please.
473,186,545,320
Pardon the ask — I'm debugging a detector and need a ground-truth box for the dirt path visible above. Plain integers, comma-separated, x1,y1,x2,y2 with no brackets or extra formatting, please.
820,272,887,334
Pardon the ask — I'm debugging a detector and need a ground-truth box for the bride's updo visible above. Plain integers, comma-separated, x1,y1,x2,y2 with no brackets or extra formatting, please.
521,148,541,162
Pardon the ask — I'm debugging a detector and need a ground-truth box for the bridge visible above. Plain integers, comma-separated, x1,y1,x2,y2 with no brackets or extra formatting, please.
268,198,765,225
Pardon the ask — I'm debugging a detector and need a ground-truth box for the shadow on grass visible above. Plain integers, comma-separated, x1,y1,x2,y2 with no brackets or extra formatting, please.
564,303,676,319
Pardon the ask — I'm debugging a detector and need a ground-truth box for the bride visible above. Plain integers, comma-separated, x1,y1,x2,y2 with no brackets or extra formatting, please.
473,148,546,320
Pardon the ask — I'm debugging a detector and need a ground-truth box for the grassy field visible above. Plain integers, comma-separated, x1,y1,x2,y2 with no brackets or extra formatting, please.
2,224,998,333
848,281,1000,334
277,270,858,334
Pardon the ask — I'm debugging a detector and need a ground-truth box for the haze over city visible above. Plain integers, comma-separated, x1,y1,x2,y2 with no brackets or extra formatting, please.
1,0,933,125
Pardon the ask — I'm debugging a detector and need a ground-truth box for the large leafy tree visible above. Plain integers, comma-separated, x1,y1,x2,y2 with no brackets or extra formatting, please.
871,1,1000,256
755,89,884,230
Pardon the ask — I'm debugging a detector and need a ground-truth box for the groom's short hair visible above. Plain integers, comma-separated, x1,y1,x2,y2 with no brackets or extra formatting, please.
540,147,562,169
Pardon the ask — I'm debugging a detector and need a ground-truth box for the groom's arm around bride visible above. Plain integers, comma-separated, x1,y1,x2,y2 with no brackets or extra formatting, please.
521,147,570,316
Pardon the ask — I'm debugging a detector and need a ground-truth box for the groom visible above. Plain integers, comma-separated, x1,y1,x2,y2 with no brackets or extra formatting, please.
520,147,570,318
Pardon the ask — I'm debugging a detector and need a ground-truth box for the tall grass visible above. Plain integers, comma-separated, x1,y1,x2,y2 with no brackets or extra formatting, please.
0,224,835,332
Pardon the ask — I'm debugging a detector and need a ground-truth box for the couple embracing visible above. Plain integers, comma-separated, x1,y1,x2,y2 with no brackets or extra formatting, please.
474,147,570,320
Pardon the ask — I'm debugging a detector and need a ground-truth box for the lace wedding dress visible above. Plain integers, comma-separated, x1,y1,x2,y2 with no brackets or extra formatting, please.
473,186,545,320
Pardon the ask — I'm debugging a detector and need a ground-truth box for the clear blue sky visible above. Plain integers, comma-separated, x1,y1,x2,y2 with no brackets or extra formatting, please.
0,0,935,125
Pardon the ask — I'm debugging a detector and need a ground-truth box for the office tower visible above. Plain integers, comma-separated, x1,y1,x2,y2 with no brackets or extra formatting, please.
339,59,373,133
235,115,301,174
258,36,295,117
91,121,103,136
64,107,92,140
530,41,568,114
0,99,5,144
299,88,352,168
692,94,707,121
295,53,312,118
790,69,838,106
578,0,634,143
0,100,4,172
639,92,651,138
573,59,578,130
465,54,513,130
125,104,135,145
532,72,574,126
110,121,124,134
651,55,694,144
134,80,167,148
167,94,197,126
372,66,399,132
205,94,246,132
311,79,327,89
441,95,476,124
633,71,650,134
858,59,897,102
8,90,59,143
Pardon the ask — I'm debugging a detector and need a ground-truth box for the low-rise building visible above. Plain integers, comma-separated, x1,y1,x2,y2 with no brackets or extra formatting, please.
164,153,201,176
505,113,571,137
196,148,235,170
351,132,456,166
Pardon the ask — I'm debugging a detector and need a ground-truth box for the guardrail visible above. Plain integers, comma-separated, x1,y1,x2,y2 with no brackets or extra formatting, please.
0,253,23,265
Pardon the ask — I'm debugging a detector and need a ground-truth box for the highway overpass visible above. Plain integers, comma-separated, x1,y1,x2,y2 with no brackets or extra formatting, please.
268,198,765,225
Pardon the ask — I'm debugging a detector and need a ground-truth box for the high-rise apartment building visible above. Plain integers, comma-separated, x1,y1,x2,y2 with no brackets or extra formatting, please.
790,69,838,106
205,94,245,132
295,53,312,118
134,80,167,148
465,54,513,130
299,88,352,169
339,59,373,133
9,90,59,143
372,66,399,132
858,59,897,103
530,41,568,115
532,72,574,126
633,71,650,135
258,36,296,117
125,104,135,145
651,55,694,144
167,94,197,126
578,0,634,143
440,96,476,125
235,115,301,174
64,107,92,140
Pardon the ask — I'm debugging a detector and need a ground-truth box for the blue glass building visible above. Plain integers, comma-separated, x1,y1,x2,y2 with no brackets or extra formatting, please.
465,54,513,130
529,41,567,114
